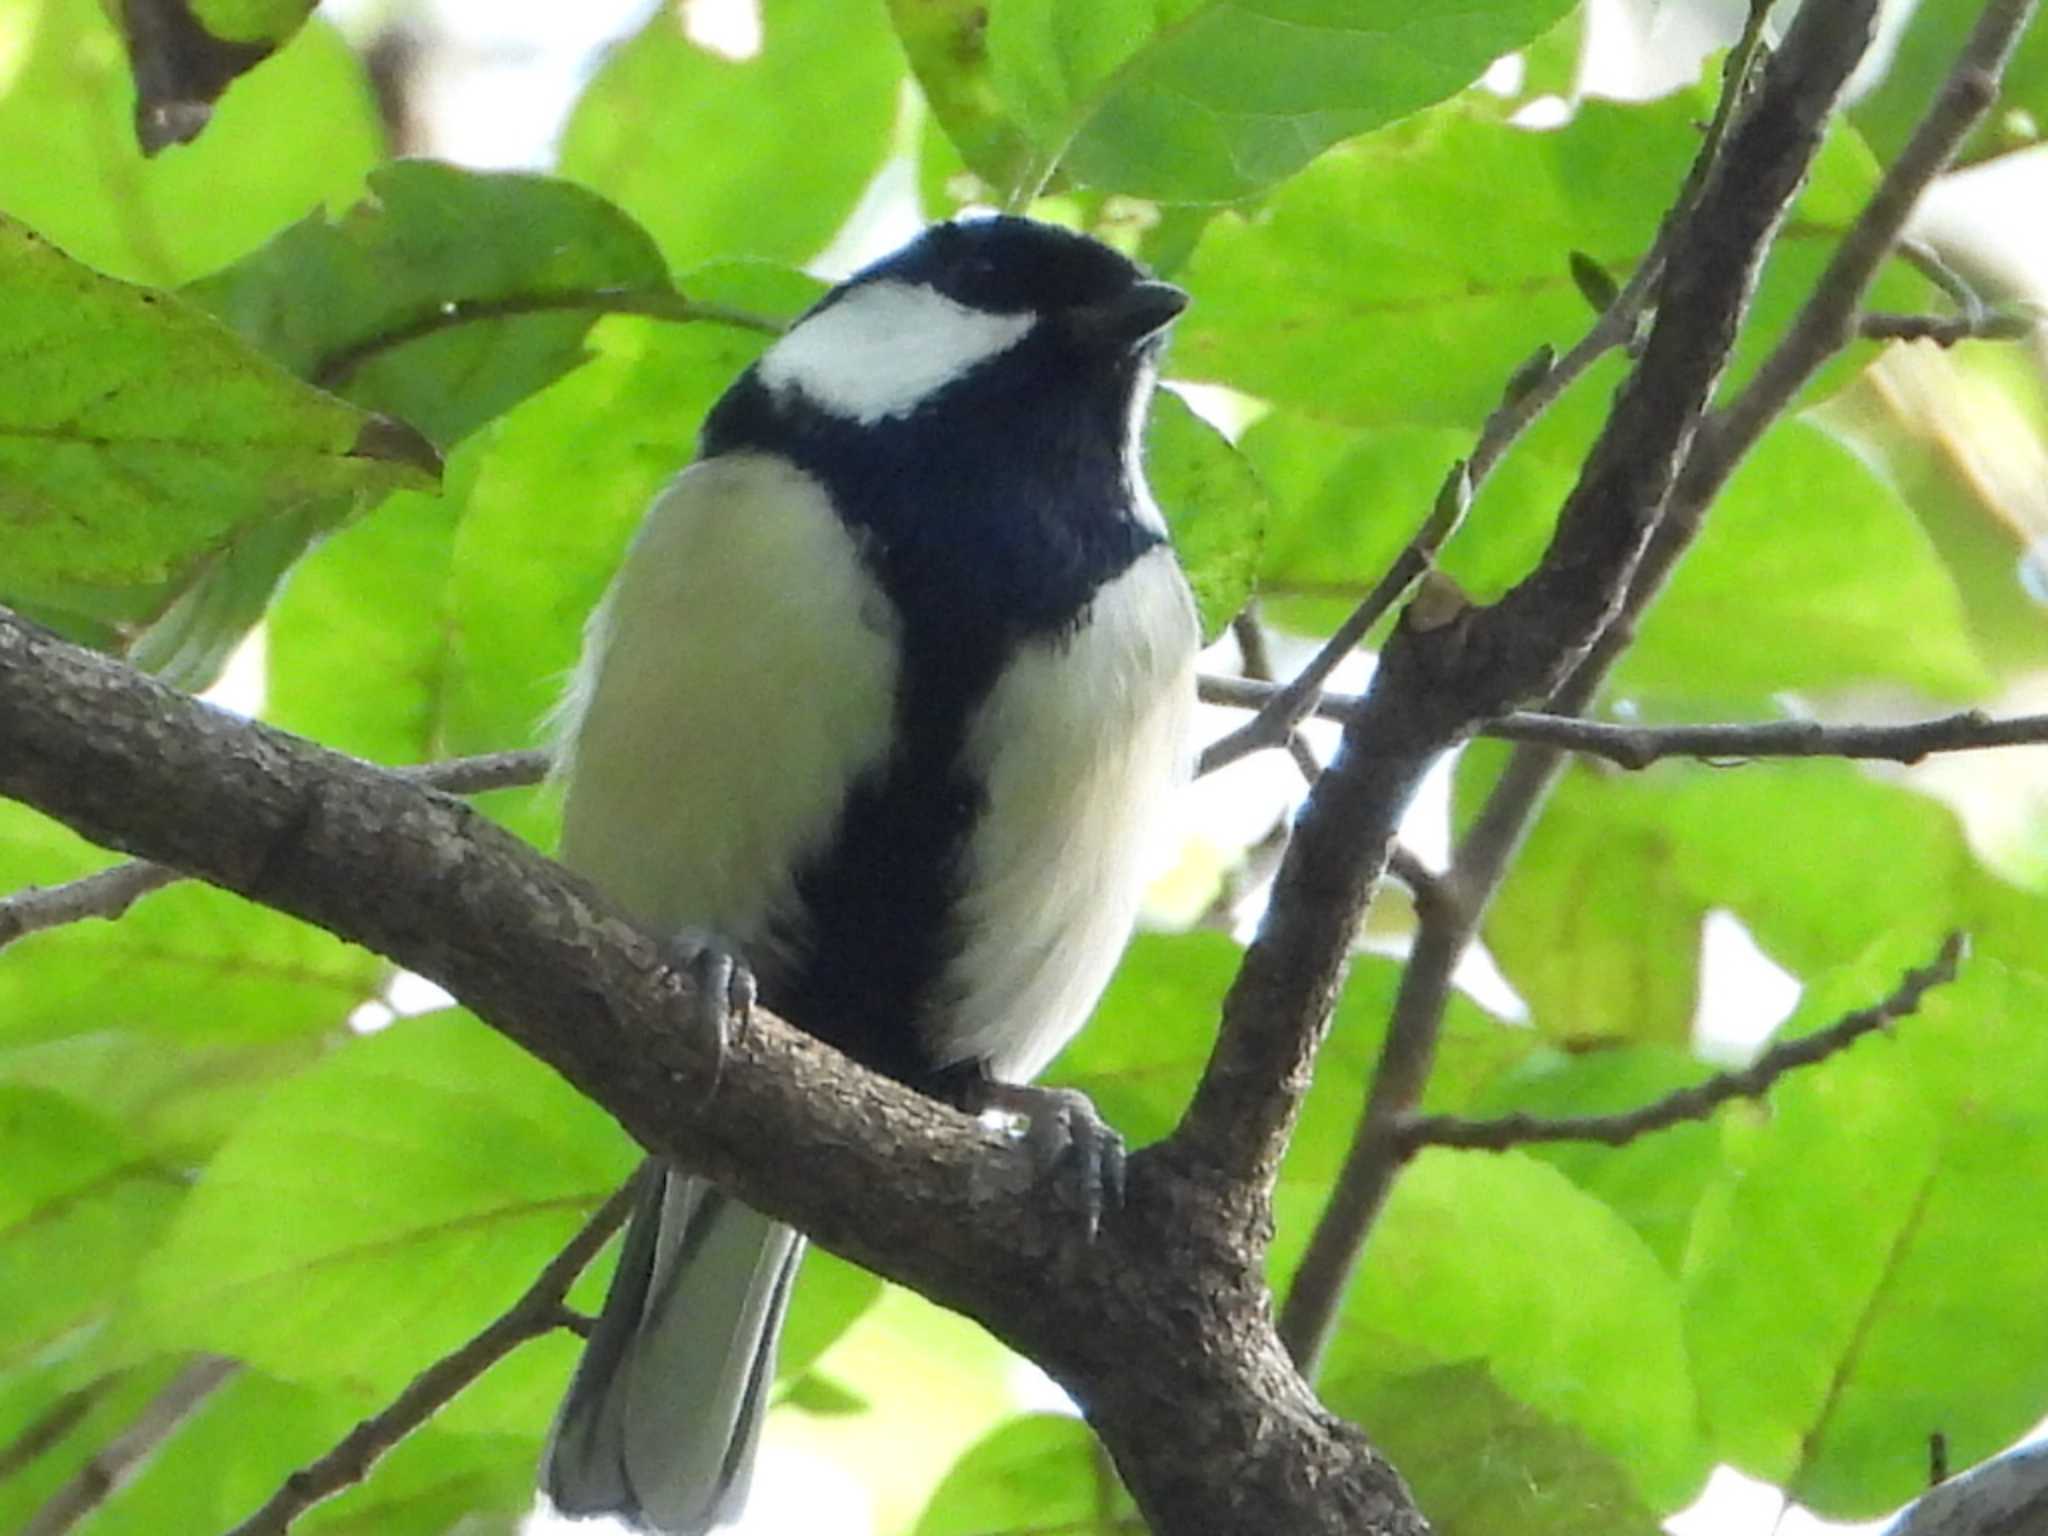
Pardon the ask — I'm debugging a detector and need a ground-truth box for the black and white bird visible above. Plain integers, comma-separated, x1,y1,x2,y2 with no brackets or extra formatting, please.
541,216,1199,1534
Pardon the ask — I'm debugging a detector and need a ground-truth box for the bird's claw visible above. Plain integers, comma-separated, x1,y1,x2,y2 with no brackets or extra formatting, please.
660,928,755,1104
971,1082,1125,1241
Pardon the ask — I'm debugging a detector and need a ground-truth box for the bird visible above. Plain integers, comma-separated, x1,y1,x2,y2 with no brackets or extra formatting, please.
539,215,1200,1534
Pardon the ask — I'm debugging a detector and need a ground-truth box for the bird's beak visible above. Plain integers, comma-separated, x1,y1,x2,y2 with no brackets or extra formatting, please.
1063,281,1190,350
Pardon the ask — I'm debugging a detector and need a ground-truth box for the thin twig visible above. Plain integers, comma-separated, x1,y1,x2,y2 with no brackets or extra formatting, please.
221,1178,636,1536
1699,0,2040,484
21,1357,241,1536
1201,677,2048,768
1487,707,2048,765
0,1372,131,1483
1859,307,2039,345
1197,462,1469,776
0,748,550,951
1402,933,1968,1154
313,288,785,389
1199,10,1783,785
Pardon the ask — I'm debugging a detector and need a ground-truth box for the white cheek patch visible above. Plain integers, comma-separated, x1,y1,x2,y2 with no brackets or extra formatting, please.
758,280,1035,424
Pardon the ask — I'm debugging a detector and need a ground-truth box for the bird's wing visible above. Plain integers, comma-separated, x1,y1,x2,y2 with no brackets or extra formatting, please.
554,451,901,947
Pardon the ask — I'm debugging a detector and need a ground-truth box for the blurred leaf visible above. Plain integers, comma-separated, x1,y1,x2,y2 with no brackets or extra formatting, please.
59,1366,533,1536
0,1362,181,1532
915,1413,1115,1534
0,1158,183,1373
1478,761,1704,1047
780,1249,885,1384
187,161,675,449
777,1371,872,1417
1684,954,2048,1517
264,482,467,768
186,0,312,43
1328,1150,1703,1509
558,0,903,271
1178,93,1929,434
1618,420,1991,706
0,800,380,1051
1658,761,2048,978
0,0,379,286
1471,1046,1724,1274
0,1027,325,1162
890,0,1036,196
1240,405,1578,635
1818,361,2048,679
1852,0,2048,165
0,213,435,685
442,264,817,847
0,1087,182,1372
1326,1362,1667,1536
113,1011,637,1434
1145,389,1266,640
985,0,1578,202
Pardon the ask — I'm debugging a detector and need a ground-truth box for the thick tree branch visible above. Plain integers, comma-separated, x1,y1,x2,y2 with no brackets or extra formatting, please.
0,608,1421,1536
222,1179,637,1536
1175,0,1884,1218
1267,0,1902,1372
0,748,549,950
1404,933,1966,1155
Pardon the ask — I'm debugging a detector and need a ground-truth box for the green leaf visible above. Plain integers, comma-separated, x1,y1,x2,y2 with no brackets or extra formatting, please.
0,1361,185,1531
890,0,1037,196
0,802,381,1051
0,1027,326,1162
0,1087,182,1372
1617,420,1991,706
0,212,435,605
187,161,675,450
59,1367,533,1536
1055,935,1530,1194
0,0,380,286
1818,364,2048,679
0,1158,183,1373
1146,389,1266,640
558,0,904,271
1477,761,1705,1047
914,1413,1115,1534
1239,405,1577,633
1656,761,2048,979
1325,1362,1667,1536
1472,1046,1725,1274
443,264,816,845
1329,1150,1704,1509
780,1249,885,1384
264,482,467,768
187,0,315,46
985,0,1578,202
1177,93,1929,432
1177,96,1676,425
114,1011,637,1433
1683,955,2048,1516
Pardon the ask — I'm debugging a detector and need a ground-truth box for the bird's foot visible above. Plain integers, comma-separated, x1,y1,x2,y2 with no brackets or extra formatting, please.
658,927,755,1103
964,1080,1126,1240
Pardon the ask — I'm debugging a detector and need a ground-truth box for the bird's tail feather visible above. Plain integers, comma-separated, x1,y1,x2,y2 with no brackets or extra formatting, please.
543,1162,804,1535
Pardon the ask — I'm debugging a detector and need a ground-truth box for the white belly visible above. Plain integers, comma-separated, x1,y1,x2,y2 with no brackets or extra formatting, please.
931,543,1199,1081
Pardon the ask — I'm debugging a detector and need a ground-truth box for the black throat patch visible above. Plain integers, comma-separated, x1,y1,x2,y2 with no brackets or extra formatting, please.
698,352,1160,1087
